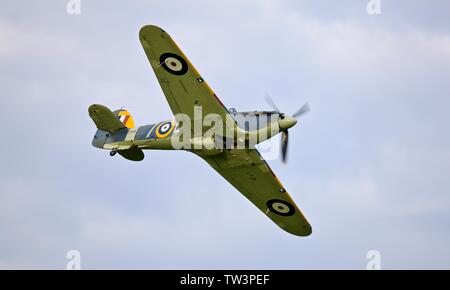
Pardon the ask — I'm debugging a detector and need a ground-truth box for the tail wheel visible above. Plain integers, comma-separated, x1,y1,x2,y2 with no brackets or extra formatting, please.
110,149,117,156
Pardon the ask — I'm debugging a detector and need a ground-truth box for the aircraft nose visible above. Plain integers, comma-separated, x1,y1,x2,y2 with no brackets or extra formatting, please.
278,115,297,130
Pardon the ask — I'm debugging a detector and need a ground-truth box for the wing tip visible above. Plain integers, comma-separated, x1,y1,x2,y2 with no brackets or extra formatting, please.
139,24,167,40
274,215,312,237
300,225,313,237
88,104,106,114
283,223,312,237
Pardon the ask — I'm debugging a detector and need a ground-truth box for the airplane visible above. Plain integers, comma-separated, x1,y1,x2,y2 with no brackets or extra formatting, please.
88,25,312,236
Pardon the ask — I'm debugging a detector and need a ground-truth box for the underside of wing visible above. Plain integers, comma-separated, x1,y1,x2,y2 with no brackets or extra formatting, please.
139,25,230,133
196,149,312,237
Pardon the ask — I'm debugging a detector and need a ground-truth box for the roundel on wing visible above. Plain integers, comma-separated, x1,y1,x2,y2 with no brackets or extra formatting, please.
155,121,175,139
159,53,188,75
266,199,296,216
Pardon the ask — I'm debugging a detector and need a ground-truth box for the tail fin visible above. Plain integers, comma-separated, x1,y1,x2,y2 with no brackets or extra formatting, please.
114,109,135,129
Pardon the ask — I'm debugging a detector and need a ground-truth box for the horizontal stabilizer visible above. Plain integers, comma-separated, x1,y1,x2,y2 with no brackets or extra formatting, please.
89,104,126,133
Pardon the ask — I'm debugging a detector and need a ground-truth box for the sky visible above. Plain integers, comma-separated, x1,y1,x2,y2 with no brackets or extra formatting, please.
0,0,450,269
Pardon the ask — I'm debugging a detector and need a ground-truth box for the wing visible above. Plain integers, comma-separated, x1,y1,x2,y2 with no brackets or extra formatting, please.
196,149,312,236
139,25,230,133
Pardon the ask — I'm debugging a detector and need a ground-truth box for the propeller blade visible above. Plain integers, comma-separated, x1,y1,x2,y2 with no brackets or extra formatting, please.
281,130,289,163
265,94,281,113
292,102,310,118
264,95,308,164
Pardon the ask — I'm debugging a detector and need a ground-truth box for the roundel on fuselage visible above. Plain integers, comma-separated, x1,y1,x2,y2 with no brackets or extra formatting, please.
155,120,175,139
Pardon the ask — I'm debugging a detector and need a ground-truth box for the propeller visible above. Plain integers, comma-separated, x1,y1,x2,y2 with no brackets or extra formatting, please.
265,94,310,163
265,94,281,113
293,102,310,118
281,129,289,162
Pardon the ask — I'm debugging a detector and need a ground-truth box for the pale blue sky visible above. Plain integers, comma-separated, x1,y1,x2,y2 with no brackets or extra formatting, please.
1,0,449,269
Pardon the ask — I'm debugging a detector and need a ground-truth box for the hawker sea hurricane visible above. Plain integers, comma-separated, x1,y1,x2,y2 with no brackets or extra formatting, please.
89,25,312,236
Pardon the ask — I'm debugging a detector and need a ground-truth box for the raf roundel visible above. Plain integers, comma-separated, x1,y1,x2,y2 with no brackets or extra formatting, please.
155,120,175,139
266,199,296,216
160,53,188,75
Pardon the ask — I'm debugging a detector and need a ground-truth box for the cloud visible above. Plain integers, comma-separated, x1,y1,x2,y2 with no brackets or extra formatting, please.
300,20,450,75
0,20,82,61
